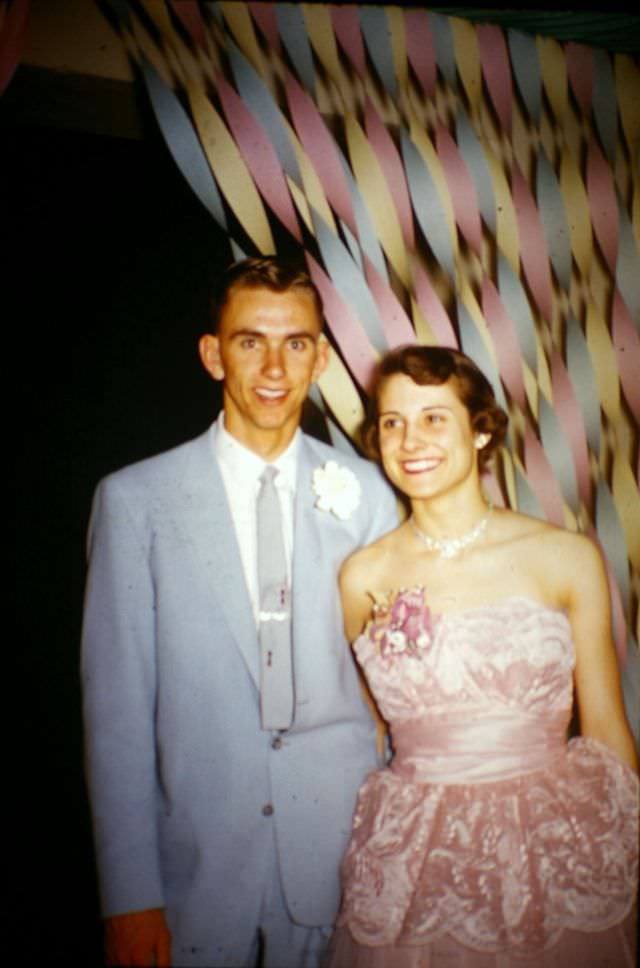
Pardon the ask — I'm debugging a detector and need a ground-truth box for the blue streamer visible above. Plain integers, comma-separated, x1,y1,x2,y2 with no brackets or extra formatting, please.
507,29,541,124
277,3,316,97
402,131,455,279
537,150,572,291
359,6,397,99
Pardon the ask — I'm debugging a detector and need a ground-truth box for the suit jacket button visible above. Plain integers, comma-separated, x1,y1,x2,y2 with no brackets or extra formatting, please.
271,736,283,750
262,803,274,816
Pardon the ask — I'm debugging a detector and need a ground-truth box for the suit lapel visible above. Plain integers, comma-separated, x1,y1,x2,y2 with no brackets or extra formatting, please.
179,428,260,689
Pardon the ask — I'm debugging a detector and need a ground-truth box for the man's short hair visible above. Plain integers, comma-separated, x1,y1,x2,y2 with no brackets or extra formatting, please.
209,257,323,332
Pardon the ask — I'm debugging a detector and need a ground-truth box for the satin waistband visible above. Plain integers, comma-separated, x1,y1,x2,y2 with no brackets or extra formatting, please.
390,711,568,785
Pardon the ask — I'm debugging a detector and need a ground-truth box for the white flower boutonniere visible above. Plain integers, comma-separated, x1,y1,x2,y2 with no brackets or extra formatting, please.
312,460,362,521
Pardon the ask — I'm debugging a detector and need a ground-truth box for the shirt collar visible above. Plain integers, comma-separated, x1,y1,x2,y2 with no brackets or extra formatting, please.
214,413,299,491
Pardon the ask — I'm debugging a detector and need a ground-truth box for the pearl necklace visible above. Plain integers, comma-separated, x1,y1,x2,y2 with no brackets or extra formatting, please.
409,503,493,559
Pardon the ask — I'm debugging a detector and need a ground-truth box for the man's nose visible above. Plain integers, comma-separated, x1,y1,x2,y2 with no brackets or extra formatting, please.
262,344,285,378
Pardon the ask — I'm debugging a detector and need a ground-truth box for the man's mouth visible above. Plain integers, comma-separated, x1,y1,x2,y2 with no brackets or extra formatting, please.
256,387,288,401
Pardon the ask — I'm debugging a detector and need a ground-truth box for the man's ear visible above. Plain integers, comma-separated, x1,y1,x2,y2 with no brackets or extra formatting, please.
312,333,331,382
199,334,225,381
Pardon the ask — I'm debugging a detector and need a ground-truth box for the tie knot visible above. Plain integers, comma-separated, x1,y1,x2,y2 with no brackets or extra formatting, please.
260,465,279,487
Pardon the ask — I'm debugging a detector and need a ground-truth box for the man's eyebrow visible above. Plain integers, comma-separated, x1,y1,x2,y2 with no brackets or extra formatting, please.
230,329,317,341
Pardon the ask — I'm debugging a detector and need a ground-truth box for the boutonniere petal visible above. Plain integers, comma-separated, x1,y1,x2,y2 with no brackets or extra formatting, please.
312,460,361,520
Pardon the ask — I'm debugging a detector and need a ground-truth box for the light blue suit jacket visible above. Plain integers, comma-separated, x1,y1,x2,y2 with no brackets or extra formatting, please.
81,424,398,964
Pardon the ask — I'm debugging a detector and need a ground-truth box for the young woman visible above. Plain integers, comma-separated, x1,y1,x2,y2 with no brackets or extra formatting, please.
328,346,638,968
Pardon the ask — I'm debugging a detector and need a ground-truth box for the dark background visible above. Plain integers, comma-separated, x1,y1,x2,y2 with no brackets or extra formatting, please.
8,110,230,964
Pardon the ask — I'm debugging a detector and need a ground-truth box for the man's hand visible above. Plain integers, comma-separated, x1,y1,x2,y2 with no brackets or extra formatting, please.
105,907,172,967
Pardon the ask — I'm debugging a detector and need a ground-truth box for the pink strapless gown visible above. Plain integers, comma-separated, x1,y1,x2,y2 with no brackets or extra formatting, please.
328,593,638,968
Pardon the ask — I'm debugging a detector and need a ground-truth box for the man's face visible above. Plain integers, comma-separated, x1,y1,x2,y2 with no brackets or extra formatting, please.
199,286,329,458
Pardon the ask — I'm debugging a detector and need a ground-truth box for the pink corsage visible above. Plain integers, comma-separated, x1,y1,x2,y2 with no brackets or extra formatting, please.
368,586,436,662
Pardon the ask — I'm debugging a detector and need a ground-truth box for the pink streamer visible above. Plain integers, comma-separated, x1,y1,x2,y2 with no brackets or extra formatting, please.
435,123,483,258
404,9,436,97
550,351,592,507
364,256,417,349
523,425,566,526
612,290,640,424
169,1,207,48
482,277,526,407
566,43,594,116
217,78,301,242
284,71,356,238
331,6,366,79
306,254,378,392
477,25,513,132
365,98,415,250
0,0,30,95
511,164,554,324
412,261,458,349
587,138,619,274
249,2,280,52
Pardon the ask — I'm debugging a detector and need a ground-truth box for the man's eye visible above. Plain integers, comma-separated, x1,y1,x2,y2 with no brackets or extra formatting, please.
289,339,307,351
240,338,257,349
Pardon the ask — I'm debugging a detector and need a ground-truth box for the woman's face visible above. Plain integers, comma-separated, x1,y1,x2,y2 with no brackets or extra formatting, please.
377,373,483,501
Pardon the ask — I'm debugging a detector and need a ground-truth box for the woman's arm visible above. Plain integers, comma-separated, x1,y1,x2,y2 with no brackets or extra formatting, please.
566,534,638,773
339,549,376,642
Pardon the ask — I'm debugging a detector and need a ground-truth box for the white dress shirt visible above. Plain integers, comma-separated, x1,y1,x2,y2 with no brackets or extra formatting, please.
214,414,298,624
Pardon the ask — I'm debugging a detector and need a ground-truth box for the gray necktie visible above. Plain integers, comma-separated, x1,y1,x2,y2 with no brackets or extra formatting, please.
257,466,294,731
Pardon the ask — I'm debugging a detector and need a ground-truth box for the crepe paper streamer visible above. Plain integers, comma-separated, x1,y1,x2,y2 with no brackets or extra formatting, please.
412,261,458,350
455,112,496,236
285,71,356,238
288,134,337,237
340,220,364,273
228,42,300,184
365,259,417,350
386,7,408,96
586,138,619,276
621,640,639,744
402,129,457,280
615,205,640,325
612,449,640,573
523,425,566,527
428,11,456,88
359,6,396,100
451,17,482,115
511,164,554,324
331,5,366,80
605,556,629,667
305,254,378,392
585,304,622,424
495,253,537,373
365,99,415,252
217,77,302,243
477,24,513,134
139,60,228,230
537,35,568,124
566,316,601,457
536,151,572,292
538,394,579,513
550,351,592,510
484,149,520,276
341,157,388,285
248,3,280,53
559,148,593,278
220,1,264,78
404,8,436,98
312,215,387,355
314,349,366,443
457,297,508,414
435,122,483,259
566,42,593,116
514,457,545,520
596,480,631,620
277,4,316,98
507,29,541,125
615,55,640,162
612,291,640,425
481,278,526,408
0,0,30,96
188,81,275,254
592,48,618,165
346,114,409,289
169,0,207,49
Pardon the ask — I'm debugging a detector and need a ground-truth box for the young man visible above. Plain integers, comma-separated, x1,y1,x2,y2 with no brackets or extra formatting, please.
81,257,398,967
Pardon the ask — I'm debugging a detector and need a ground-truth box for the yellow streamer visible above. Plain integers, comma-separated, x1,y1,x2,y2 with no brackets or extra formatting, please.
387,7,408,95
451,17,482,115
484,149,520,275
615,55,640,162
303,4,348,102
187,83,275,254
536,36,568,123
287,129,338,236
317,349,367,441
220,1,264,77
613,449,640,572
560,148,593,278
585,303,621,422
345,115,410,289
407,118,459,267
